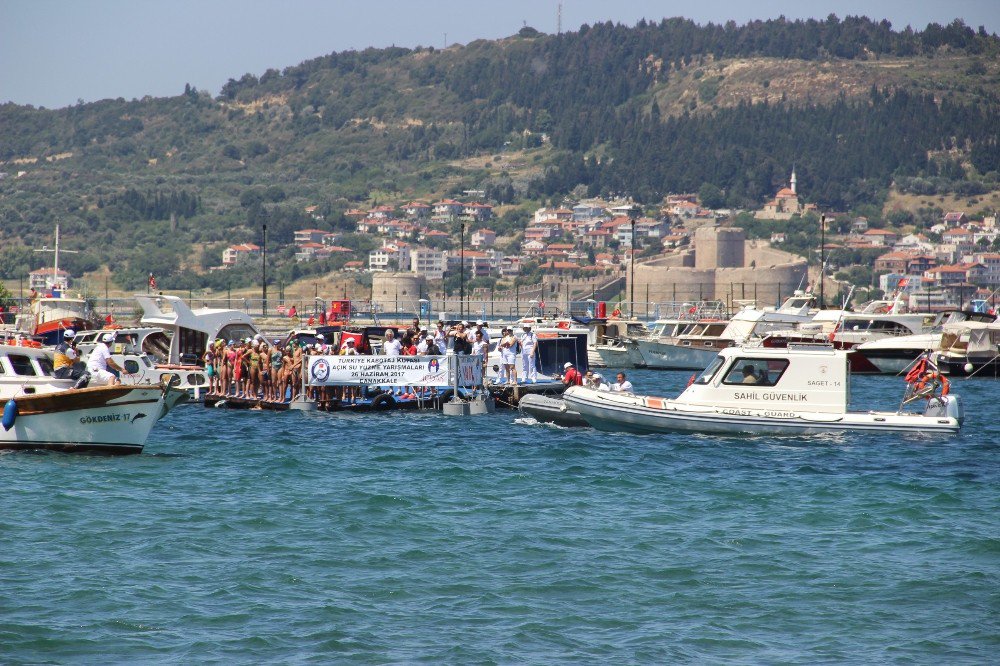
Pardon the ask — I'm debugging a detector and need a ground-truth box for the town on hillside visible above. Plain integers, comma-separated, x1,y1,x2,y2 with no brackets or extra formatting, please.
202,170,1000,315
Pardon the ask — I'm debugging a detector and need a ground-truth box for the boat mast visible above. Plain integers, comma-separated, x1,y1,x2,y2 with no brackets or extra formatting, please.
33,224,77,291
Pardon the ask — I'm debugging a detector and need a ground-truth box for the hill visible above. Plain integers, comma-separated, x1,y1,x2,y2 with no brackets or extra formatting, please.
1,15,998,292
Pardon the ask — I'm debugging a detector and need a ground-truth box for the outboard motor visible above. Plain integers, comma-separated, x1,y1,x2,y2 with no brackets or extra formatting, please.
923,395,963,425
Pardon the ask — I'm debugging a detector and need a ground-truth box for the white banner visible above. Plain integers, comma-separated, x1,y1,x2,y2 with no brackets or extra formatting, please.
306,355,483,387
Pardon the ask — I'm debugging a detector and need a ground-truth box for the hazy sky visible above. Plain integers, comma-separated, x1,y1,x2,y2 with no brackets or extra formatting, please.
2,1,997,109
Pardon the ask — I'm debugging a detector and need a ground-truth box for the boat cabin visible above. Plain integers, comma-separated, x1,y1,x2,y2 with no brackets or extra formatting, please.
683,344,850,414
136,295,259,365
0,344,71,399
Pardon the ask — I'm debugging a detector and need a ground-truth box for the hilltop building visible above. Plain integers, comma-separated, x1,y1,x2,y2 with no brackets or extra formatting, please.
756,168,815,220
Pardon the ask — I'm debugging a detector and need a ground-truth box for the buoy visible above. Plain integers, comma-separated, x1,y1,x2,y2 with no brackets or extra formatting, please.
964,363,974,373
2,398,17,431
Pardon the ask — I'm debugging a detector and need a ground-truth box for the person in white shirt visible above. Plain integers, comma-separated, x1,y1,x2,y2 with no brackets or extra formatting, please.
416,337,430,355
86,332,126,385
498,327,517,385
592,372,610,391
520,324,538,383
473,321,490,344
612,372,634,393
383,329,402,356
433,321,448,355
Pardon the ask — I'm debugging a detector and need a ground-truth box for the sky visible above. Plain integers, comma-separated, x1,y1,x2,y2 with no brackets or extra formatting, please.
2,1,998,109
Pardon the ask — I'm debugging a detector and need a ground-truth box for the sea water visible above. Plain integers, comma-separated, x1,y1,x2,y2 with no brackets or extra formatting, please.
2,370,997,663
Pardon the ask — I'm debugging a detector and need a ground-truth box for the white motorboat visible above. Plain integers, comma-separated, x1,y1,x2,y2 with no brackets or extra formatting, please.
69,296,261,397
563,344,962,436
855,311,997,375
763,308,935,373
0,342,187,454
934,320,1000,377
636,293,816,370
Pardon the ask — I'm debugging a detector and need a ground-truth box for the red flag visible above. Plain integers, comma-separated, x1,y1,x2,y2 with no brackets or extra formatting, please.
898,277,909,287
148,273,157,290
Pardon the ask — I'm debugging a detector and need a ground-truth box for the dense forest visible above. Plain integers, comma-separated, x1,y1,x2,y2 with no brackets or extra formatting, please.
1,15,998,291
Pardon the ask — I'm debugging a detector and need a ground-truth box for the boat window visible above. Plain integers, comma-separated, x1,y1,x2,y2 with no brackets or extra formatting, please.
142,332,171,362
124,360,141,374
218,324,258,342
722,358,790,386
694,356,725,384
36,357,54,376
8,354,37,376
706,324,727,336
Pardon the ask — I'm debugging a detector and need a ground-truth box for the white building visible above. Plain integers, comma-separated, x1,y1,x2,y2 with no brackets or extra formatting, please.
409,247,447,279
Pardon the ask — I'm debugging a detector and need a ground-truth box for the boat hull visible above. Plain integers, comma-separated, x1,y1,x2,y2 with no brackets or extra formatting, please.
594,344,645,369
563,388,961,436
518,394,589,427
636,339,720,370
0,385,169,454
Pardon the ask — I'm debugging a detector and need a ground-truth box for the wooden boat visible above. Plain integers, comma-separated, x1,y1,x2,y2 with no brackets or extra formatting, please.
0,342,187,454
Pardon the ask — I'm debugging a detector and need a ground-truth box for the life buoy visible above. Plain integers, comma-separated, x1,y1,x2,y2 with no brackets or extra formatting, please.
912,371,949,399
371,393,397,411
557,321,570,329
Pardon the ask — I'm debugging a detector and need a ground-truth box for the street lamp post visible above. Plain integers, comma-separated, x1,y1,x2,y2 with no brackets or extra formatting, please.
262,223,267,317
819,214,825,309
460,222,466,320
628,205,639,318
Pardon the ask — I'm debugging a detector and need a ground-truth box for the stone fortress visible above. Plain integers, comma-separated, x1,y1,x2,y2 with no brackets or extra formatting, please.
631,226,807,307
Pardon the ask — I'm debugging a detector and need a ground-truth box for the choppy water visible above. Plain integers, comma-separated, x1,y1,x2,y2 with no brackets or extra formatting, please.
2,370,998,664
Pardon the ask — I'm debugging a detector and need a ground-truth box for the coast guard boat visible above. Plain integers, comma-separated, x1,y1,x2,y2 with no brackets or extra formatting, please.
563,344,962,436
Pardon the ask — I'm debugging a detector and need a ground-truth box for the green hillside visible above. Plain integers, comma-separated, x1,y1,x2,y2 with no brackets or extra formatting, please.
1,15,998,292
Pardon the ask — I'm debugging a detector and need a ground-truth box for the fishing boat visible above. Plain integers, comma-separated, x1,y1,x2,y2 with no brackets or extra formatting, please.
13,225,99,345
563,345,962,435
592,319,649,368
0,342,187,454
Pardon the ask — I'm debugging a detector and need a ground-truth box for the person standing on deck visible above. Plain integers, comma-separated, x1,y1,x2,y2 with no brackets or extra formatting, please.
520,324,538,383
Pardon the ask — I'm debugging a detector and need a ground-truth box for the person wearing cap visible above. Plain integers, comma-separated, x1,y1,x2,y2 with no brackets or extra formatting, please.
591,372,610,391
520,323,538,383
53,329,90,387
474,321,490,344
561,361,583,386
499,327,518,385
86,332,125,385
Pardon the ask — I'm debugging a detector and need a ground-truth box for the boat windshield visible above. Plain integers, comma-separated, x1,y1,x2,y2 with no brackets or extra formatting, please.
694,356,725,384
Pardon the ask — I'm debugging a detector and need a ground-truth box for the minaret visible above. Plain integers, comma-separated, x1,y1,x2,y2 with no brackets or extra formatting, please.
790,166,797,195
